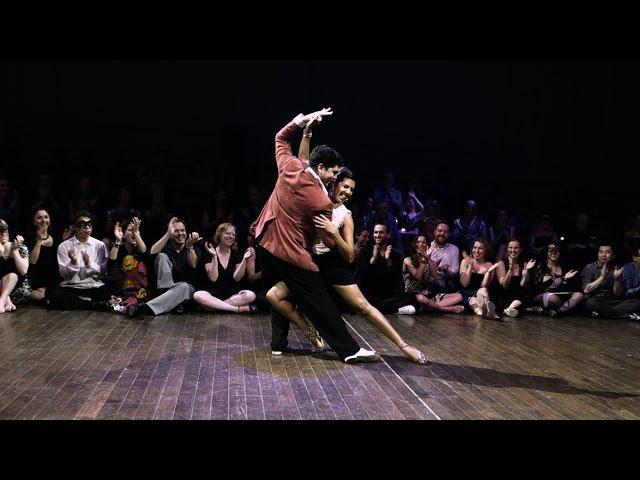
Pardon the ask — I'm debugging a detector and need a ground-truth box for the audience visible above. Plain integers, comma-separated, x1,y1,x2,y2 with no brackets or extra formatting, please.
26,209,63,302
620,246,640,299
488,208,515,263
562,213,599,271
581,243,640,321
0,218,30,313
532,241,584,317
495,238,536,318
459,239,500,320
372,172,403,217
451,199,488,253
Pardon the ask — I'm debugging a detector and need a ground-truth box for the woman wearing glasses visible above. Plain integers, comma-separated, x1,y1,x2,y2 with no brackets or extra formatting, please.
0,218,30,313
532,242,584,317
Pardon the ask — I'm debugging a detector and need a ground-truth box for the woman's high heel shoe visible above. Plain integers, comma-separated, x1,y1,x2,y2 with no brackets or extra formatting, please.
305,326,325,352
399,342,428,365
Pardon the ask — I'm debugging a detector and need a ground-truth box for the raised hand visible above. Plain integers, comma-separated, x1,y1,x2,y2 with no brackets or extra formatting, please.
614,266,624,279
525,259,536,271
167,217,179,235
204,241,216,257
131,217,141,234
488,262,500,273
69,248,78,264
302,107,333,125
243,248,253,260
384,245,393,260
304,115,322,134
114,222,123,242
185,232,202,248
600,263,608,278
564,269,578,280
313,214,338,236
12,235,24,249
82,249,91,266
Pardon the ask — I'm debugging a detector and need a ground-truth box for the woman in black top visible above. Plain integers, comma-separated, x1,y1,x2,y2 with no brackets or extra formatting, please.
193,222,256,313
459,239,500,320
495,238,537,318
1,218,30,312
27,209,65,302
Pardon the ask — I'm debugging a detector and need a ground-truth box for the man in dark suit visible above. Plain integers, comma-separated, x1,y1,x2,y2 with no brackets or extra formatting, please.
255,108,379,363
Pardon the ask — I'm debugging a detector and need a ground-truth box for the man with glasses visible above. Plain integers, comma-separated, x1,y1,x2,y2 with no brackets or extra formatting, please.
45,210,110,310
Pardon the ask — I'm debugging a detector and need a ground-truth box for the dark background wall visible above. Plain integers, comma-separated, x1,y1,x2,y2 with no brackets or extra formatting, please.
1,60,638,232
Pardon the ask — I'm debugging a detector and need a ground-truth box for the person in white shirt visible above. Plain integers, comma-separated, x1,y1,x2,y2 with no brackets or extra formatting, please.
45,210,109,310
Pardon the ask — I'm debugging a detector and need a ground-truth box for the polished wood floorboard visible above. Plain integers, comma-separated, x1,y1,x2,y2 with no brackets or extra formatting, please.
0,305,639,420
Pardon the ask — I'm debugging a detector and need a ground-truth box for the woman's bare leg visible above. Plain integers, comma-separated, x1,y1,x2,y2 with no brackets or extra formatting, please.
333,284,426,364
193,291,251,313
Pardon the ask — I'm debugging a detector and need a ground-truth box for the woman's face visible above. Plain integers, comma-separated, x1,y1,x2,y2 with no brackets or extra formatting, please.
547,244,560,262
415,235,428,252
220,226,236,247
33,210,50,231
0,222,9,244
331,178,356,204
124,223,136,244
472,241,485,260
507,240,521,258
357,230,370,246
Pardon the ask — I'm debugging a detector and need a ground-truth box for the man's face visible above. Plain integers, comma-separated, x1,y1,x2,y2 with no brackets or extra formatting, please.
317,164,342,187
464,200,477,218
0,179,9,197
375,202,389,218
598,246,613,264
434,224,450,245
172,222,187,245
373,224,389,246
357,230,370,247
74,216,93,239
633,249,640,266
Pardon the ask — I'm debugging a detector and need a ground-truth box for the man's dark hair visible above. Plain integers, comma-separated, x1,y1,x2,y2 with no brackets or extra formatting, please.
597,241,615,251
70,209,95,226
309,145,344,170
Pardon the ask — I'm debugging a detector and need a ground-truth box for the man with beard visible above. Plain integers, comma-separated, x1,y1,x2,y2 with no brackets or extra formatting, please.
128,217,202,317
426,222,464,307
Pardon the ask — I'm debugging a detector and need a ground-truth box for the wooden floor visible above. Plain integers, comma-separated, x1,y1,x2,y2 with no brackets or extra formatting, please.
0,305,639,420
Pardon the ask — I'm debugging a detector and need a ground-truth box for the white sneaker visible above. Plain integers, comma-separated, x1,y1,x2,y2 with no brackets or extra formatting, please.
271,350,283,356
503,307,519,318
397,305,416,315
344,348,381,364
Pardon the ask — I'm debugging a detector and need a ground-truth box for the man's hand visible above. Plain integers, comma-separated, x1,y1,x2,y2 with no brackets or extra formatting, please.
301,107,333,126
69,248,78,265
614,266,624,280
82,250,91,266
185,232,202,249
167,217,179,236
383,245,392,260
600,263,608,278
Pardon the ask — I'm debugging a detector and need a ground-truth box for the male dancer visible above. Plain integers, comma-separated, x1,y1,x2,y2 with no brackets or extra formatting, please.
255,108,379,363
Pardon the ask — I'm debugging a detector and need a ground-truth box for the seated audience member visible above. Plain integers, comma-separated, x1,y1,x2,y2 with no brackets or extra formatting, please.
620,246,640,299
428,223,462,296
144,183,174,243
459,239,500,319
532,242,584,317
128,217,202,317
488,208,516,262
355,196,375,231
107,217,150,314
0,219,30,312
27,209,66,302
418,199,443,244
495,238,536,318
105,187,142,236
403,235,465,314
356,223,420,315
366,200,402,253
581,243,640,321
0,175,21,231
528,213,558,256
562,213,599,271
45,210,110,310
372,172,403,217
353,226,370,260
193,223,256,314
451,199,488,253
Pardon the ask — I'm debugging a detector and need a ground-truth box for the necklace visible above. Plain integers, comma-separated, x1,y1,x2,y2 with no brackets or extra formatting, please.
40,234,50,241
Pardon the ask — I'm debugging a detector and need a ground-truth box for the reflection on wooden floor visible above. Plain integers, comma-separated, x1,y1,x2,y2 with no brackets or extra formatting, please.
0,305,639,420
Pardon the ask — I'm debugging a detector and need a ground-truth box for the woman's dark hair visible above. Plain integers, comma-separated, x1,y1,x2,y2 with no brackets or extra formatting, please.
409,235,428,268
309,145,344,170
336,167,355,183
